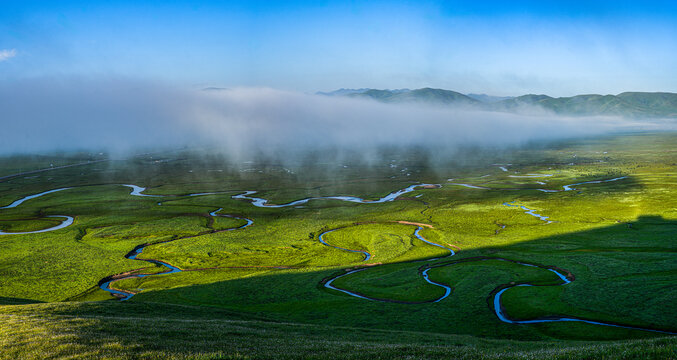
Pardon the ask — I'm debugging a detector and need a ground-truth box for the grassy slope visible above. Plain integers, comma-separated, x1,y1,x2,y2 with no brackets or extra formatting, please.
0,132,676,358
1,302,676,360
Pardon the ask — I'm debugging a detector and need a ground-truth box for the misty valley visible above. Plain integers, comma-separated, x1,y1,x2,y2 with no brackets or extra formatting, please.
1,132,675,359
4,1,677,358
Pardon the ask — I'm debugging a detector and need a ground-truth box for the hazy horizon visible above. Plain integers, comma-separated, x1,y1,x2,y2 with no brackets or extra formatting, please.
2,1,677,97
2,1,677,157
2,77,671,158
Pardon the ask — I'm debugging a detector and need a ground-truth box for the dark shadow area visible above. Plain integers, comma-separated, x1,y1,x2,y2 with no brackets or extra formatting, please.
9,301,674,360
0,297,44,305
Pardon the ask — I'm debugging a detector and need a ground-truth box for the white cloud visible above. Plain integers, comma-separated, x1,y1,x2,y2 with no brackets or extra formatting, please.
0,49,16,61
0,77,662,158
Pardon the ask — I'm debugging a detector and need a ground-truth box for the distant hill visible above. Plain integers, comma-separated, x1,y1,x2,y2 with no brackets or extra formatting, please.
317,88,409,96
316,88,371,96
319,88,677,118
466,93,515,103
489,92,677,118
339,87,481,106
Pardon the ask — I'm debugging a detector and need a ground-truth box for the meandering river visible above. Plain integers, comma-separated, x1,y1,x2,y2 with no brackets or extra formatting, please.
320,224,455,303
100,207,253,300
232,184,439,208
2,176,672,334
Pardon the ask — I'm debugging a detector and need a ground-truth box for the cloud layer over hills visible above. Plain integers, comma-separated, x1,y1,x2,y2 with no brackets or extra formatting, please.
1,78,669,158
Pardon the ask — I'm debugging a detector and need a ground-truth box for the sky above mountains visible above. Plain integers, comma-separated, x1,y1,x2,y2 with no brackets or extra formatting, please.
1,1,677,96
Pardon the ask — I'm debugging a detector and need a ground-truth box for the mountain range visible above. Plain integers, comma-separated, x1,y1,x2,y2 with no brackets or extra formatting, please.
318,88,677,118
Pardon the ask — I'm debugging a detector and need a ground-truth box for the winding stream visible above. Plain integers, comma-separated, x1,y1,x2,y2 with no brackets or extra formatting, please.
489,260,676,335
2,176,672,334
122,184,162,197
448,176,627,194
232,184,439,208
99,207,253,300
561,176,628,191
502,202,553,224
0,184,235,235
447,183,489,189
0,187,72,209
0,215,74,235
418,257,676,334
318,229,371,261
321,224,455,303
98,246,182,301
0,187,74,235
324,269,372,300
448,176,629,224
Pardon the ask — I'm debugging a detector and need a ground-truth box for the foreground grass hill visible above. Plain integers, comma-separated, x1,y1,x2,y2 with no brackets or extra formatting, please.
2,302,675,360
320,88,677,118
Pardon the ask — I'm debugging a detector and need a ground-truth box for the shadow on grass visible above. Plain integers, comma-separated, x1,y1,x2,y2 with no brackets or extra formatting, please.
0,297,44,305
143,215,674,334
12,302,675,360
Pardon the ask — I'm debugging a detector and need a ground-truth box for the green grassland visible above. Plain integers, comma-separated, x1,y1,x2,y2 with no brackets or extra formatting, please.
0,132,676,359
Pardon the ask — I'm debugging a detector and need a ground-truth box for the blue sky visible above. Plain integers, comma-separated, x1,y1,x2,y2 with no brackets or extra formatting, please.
1,1,677,96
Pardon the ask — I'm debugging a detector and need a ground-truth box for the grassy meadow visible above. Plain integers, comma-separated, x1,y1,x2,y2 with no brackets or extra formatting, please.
0,132,675,359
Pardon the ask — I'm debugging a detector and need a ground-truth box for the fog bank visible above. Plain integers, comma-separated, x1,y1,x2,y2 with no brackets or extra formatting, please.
0,77,665,160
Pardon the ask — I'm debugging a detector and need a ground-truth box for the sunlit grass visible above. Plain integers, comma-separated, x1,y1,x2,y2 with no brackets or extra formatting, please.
0,133,675,358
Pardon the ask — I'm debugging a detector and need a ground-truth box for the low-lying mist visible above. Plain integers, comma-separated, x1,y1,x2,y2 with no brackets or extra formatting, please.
1,77,667,165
